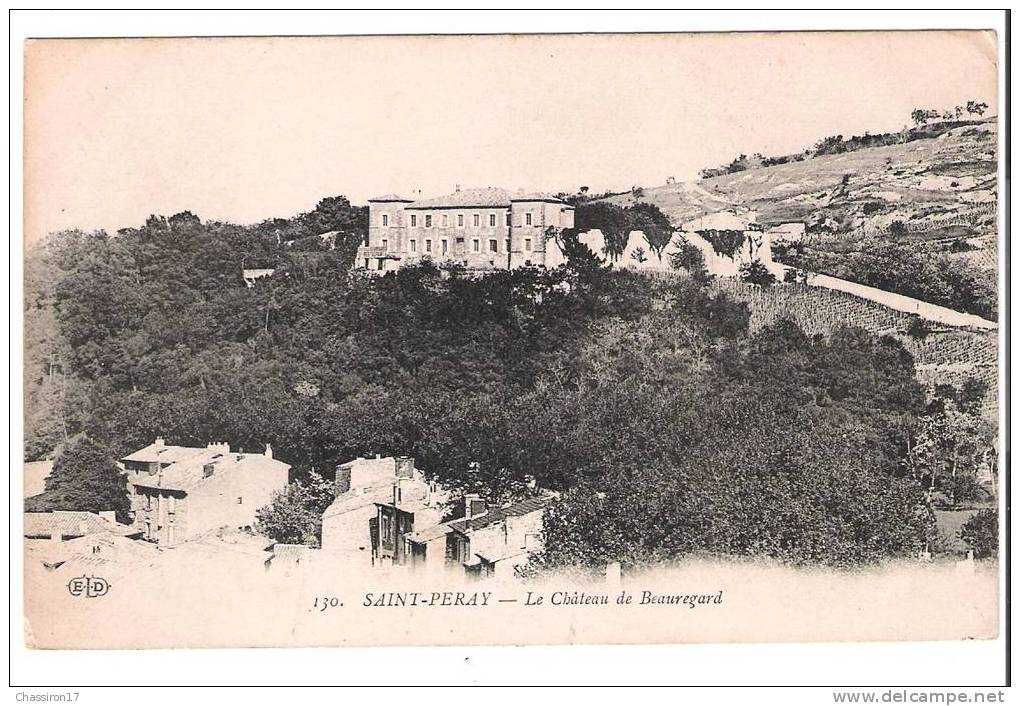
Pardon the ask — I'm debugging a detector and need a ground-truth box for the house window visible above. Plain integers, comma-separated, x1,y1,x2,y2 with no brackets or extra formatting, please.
382,516,392,543
410,214,417,227
377,259,384,271
425,214,432,228
426,239,433,253
473,214,480,227
410,239,417,253
458,214,464,227
237,497,243,505
525,212,533,226
381,238,388,251
442,239,449,255
381,214,389,227
506,212,512,226
525,238,532,251
489,213,496,227
489,239,498,253
442,214,449,227
472,239,480,252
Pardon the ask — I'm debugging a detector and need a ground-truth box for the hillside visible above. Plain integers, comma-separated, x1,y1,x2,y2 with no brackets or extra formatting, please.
599,117,999,322
603,117,998,254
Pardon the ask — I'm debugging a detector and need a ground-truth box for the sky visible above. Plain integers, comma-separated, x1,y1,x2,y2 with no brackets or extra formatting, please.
24,31,998,244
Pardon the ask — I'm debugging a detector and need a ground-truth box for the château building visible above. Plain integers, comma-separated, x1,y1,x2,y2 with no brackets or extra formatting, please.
356,187,575,272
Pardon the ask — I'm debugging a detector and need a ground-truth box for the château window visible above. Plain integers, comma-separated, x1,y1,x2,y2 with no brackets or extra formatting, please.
441,239,449,255
381,214,389,227
505,238,511,252
472,239,480,252
410,214,417,227
525,212,533,226
473,214,480,227
524,238,532,251
442,214,448,227
425,214,432,228
488,239,498,253
489,213,496,227
458,214,464,227
426,239,432,253
410,239,417,253
381,238,388,251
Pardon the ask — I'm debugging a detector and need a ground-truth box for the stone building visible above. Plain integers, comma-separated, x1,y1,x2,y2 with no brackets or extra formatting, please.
121,439,290,548
407,493,556,580
321,455,448,565
356,187,575,272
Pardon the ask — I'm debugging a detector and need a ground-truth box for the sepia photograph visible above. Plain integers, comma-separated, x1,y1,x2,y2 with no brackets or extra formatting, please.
9,9,1009,695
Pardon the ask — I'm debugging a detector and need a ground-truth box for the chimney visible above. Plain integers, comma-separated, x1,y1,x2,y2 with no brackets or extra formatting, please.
154,437,165,449
395,456,414,479
77,519,89,536
98,511,116,525
455,184,461,192
463,494,487,520
264,443,273,460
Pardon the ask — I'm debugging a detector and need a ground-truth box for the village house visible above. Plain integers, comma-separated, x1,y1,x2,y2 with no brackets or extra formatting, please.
24,510,141,542
356,187,575,272
23,510,149,575
320,455,449,565
407,493,556,580
121,438,290,548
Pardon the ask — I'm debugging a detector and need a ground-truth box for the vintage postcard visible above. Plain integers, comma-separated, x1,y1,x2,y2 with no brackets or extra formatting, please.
21,30,1001,650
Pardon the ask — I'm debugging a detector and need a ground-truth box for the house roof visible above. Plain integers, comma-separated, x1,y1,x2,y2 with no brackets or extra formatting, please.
446,494,557,535
23,511,139,539
406,187,513,210
323,486,394,519
127,451,290,492
121,443,209,465
368,193,414,203
406,522,455,544
30,533,158,571
475,547,530,564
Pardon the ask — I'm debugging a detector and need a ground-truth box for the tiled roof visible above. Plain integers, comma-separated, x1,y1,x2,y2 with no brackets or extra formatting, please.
447,494,557,535
368,193,414,202
406,187,513,210
121,443,208,465
24,511,138,539
127,451,289,492
407,522,454,544
323,486,393,519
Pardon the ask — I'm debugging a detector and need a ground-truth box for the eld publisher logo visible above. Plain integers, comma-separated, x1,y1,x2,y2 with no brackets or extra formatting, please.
67,575,110,598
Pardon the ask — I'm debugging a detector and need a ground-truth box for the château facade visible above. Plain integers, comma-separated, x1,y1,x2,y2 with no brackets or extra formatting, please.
356,187,575,272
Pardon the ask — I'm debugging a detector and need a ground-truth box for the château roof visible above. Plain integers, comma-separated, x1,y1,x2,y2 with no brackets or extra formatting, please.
367,193,415,203
406,187,513,210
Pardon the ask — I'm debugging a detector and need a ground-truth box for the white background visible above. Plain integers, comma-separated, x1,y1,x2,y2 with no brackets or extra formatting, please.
6,8,1011,698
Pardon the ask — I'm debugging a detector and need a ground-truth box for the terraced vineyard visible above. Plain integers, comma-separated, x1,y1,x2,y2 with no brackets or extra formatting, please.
707,279,999,418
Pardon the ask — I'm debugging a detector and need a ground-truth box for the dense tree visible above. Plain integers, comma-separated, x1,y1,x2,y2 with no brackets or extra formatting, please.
23,198,985,567
255,472,335,546
25,435,130,522
960,509,997,559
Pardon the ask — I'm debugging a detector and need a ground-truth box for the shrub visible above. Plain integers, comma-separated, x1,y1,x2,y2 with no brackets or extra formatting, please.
739,259,777,288
960,508,998,558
